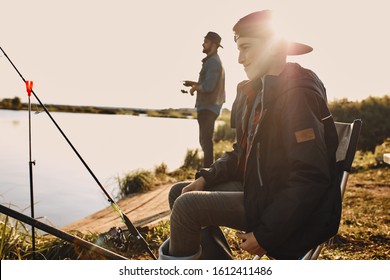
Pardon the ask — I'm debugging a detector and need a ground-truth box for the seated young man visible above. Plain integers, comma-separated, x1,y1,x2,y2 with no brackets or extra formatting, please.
159,10,340,260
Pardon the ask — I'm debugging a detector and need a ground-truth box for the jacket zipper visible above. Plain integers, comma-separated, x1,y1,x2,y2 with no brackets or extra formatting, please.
256,142,263,187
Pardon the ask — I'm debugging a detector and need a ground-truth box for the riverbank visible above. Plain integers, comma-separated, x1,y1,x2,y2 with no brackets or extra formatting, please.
0,97,197,118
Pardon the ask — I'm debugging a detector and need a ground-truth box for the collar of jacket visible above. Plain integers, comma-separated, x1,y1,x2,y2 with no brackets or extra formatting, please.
202,52,218,63
239,78,263,105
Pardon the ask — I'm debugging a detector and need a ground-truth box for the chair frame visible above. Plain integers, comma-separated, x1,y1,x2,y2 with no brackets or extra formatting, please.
253,119,362,260
301,119,362,260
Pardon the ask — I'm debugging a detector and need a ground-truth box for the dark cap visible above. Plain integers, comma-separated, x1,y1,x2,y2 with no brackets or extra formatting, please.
205,31,223,48
233,10,312,55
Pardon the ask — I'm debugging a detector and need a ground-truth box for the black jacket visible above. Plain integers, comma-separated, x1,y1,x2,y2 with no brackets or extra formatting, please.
198,63,341,259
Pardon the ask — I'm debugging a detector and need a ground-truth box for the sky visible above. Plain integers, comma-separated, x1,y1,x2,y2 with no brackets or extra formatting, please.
1,0,389,110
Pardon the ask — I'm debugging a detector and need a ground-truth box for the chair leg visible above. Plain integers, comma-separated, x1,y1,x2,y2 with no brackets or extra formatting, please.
301,249,315,260
310,244,324,260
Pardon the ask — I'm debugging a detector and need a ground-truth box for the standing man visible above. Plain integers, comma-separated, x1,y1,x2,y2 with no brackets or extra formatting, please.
160,10,340,260
183,31,226,168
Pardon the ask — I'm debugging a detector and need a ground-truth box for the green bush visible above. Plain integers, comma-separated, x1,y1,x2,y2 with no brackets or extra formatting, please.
352,138,390,171
214,109,236,143
329,95,390,152
154,162,168,175
214,120,236,143
118,169,156,196
181,148,203,170
214,140,234,160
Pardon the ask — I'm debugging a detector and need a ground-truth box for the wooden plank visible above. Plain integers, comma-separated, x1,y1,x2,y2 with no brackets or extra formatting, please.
62,183,172,233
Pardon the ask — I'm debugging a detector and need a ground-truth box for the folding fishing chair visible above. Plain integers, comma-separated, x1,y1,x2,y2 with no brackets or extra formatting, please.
300,119,362,260
202,119,362,260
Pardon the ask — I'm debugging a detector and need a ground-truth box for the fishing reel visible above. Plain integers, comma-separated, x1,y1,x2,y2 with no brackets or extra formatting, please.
99,226,127,251
181,89,194,96
181,80,195,96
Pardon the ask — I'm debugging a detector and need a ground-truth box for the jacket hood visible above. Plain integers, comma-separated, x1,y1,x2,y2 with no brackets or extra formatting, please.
263,63,327,108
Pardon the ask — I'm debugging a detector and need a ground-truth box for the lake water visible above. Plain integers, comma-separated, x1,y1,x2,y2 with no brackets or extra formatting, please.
0,109,200,228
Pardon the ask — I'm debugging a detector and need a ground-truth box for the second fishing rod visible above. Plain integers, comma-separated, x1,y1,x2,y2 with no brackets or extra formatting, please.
0,46,157,260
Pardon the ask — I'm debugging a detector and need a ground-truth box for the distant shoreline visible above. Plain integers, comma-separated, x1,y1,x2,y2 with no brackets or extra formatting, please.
0,97,197,119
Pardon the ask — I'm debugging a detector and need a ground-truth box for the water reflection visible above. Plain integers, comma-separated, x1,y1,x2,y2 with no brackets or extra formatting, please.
0,110,200,227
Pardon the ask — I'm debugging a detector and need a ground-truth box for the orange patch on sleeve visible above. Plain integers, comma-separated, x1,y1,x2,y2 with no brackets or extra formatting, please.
295,128,316,143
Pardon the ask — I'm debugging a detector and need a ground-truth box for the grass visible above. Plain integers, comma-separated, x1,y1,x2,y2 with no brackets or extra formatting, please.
1,137,389,259
116,139,236,198
144,168,390,260
0,214,31,259
319,168,390,259
96,168,390,260
2,167,388,260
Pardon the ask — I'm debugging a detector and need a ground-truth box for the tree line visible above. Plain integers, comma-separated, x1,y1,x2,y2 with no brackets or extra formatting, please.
2,95,389,152
0,97,196,118
215,95,390,153
329,95,390,152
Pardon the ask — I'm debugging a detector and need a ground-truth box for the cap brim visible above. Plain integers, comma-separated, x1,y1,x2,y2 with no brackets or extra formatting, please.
286,42,313,55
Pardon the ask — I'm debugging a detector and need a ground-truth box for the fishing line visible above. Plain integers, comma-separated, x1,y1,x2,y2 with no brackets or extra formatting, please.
0,46,157,259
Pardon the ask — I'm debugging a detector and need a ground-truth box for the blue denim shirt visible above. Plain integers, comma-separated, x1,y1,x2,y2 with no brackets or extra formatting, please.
195,53,225,109
196,104,222,116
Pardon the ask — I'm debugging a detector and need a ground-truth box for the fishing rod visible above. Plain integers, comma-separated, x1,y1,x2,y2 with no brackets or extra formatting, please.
26,80,36,258
0,204,128,260
0,46,157,260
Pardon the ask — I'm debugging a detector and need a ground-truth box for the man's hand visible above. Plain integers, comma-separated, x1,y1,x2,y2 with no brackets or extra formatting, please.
236,232,267,257
183,80,196,87
189,86,196,95
182,176,206,194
